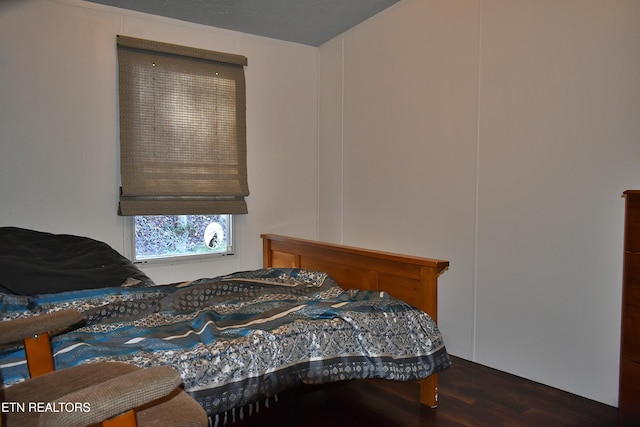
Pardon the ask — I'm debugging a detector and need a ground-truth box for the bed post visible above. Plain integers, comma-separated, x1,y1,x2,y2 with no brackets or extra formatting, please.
419,264,440,408
262,237,272,268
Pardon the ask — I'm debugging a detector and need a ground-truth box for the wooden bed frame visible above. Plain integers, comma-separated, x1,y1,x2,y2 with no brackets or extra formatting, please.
261,234,449,408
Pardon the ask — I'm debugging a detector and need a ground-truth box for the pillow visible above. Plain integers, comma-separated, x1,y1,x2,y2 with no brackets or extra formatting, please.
0,227,154,295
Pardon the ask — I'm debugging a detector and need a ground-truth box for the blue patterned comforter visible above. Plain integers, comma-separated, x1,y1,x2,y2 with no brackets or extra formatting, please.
0,268,451,415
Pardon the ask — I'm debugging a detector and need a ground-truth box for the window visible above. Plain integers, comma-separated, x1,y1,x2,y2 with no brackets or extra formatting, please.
116,36,248,262
133,214,233,262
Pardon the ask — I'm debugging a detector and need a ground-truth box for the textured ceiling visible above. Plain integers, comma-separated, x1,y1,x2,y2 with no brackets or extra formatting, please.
86,0,400,46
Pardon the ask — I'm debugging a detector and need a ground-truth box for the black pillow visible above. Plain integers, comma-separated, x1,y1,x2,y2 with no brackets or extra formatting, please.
0,227,154,295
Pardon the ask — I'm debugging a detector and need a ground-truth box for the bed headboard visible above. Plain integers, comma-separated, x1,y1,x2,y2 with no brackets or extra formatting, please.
261,234,448,322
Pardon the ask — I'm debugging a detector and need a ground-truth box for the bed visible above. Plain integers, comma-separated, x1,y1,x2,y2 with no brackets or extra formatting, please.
0,227,450,423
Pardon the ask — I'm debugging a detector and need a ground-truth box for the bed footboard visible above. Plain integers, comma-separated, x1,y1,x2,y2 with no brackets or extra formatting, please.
261,234,449,408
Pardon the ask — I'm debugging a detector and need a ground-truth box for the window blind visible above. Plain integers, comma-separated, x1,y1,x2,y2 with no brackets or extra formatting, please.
117,35,249,216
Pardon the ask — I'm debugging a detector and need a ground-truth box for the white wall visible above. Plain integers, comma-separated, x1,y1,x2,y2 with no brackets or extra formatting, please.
318,0,640,406
0,0,319,283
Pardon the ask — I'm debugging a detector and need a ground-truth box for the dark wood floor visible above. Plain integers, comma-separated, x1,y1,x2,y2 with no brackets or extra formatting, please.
225,356,621,427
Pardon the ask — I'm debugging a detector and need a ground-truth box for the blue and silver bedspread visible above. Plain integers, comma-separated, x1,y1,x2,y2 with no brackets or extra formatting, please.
0,268,451,415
